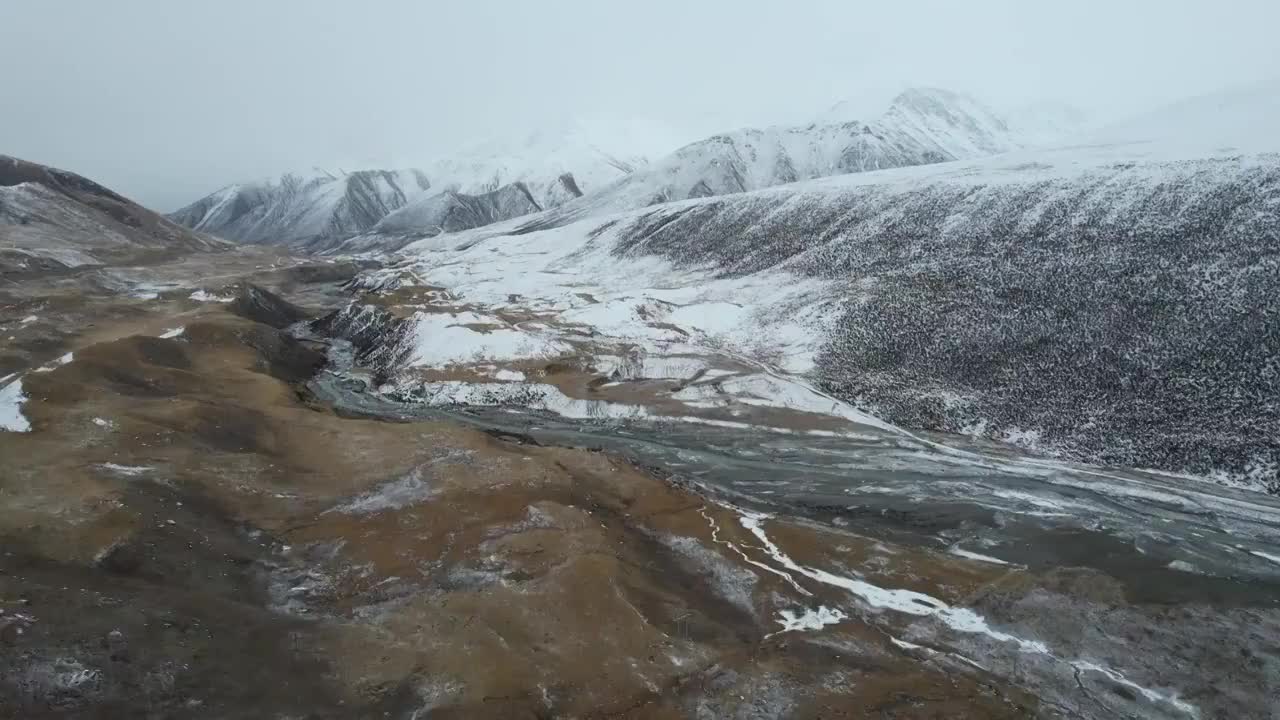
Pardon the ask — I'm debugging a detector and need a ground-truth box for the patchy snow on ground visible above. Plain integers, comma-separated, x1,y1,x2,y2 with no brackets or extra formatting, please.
348,217,860,433
189,289,234,303
1250,549,1280,566
389,381,651,421
0,378,32,432
948,547,1010,566
598,354,709,381
774,606,847,633
734,507,1199,716
387,217,840,379
659,534,759,613
33,352,74,373
159,327,185,339
97,463,151,476
328,465,438,515
403,312,570,368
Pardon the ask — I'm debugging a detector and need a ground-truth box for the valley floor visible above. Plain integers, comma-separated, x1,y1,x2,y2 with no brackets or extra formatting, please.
1,250,1278,718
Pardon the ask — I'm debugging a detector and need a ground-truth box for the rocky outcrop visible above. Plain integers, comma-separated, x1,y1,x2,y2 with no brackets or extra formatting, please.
227,284,310,329
310,302,414,382
371,181,543,237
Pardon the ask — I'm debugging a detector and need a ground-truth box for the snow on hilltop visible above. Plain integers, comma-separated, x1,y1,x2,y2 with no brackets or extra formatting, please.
173,88,1090,252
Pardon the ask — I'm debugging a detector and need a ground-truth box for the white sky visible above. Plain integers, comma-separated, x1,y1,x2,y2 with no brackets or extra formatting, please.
2,0,1277,210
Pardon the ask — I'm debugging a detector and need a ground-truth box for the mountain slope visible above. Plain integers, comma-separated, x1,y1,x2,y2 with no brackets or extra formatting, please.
0,154,225,274
373,181,542,235
169,168,432,252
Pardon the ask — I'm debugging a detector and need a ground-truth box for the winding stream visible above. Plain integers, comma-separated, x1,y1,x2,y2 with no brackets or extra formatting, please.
307,337,1280,607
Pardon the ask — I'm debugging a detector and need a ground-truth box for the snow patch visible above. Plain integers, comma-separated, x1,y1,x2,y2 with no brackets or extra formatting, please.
98,463,151,476
404,313,569,367
189,290,234,303
948,547,1010,566
659,534,759,612
774,606,847,633
736,509,1198,716
33,352,73,373
1249,549,1280,566
0,379,32,432
397,380,651,421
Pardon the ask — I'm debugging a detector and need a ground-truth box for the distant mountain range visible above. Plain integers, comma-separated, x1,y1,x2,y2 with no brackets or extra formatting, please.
167,168,432,253
170,88,1088,251
167,123,651,252
510,87,1081,236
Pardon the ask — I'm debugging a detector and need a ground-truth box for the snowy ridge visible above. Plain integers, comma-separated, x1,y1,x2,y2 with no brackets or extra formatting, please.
169,168,432,251
169,118,658,250
179,87,1084,252
483,87,1080,237
354,181,550,251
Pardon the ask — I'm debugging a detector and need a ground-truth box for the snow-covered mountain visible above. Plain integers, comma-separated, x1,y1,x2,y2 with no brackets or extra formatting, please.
333,81,1280,492
169,168,432,252
377,87,1086,241
169,120,653,251
172,88,1092,252
0,154,225,274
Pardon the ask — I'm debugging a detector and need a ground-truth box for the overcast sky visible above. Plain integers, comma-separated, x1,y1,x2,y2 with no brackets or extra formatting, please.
2,0,1277,211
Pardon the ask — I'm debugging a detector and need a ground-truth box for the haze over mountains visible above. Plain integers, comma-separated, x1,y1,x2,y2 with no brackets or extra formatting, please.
170,88,1088,251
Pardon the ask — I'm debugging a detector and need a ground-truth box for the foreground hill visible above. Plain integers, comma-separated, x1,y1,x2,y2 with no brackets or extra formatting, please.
0,155,225,274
